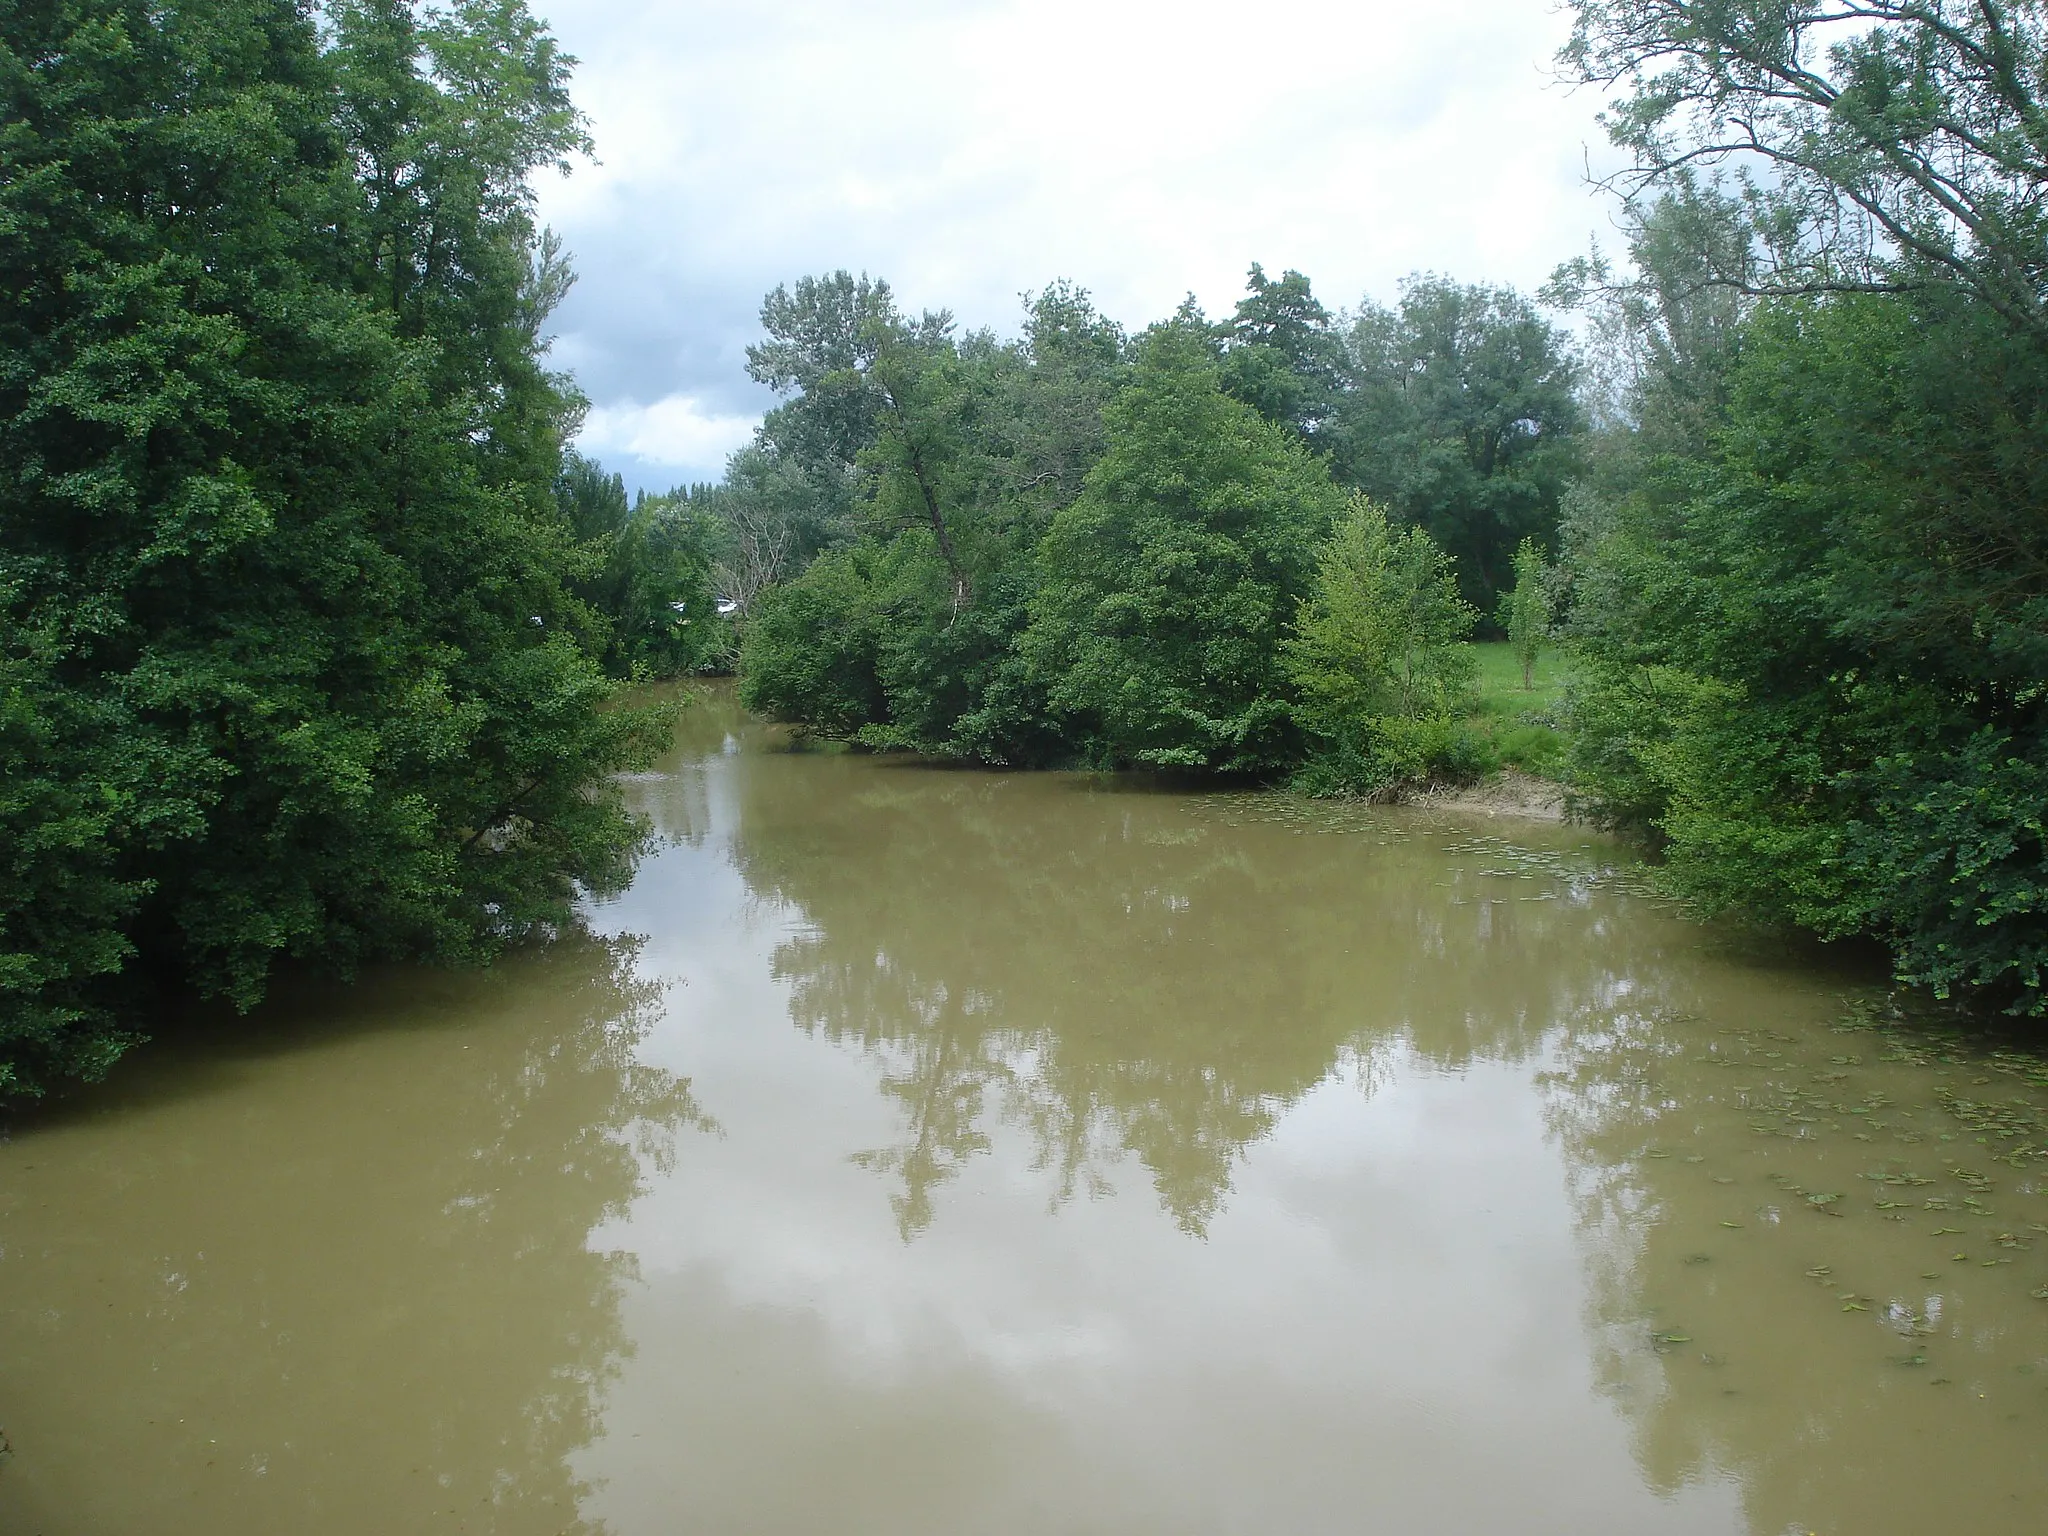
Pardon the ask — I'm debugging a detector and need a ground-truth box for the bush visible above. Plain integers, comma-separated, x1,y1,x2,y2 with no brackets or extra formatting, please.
1282,498,1479,796
1565,292,2048,1014
736,547,888,735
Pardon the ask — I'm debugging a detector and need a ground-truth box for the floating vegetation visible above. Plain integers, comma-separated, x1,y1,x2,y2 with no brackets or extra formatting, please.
1189,793,1417,843
1834,1000,2048,1167
1440,835,1669,901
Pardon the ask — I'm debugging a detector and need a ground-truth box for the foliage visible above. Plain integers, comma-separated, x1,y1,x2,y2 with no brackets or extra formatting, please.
1281,498,1480,794
1561,0,2048,343
1543,179,1753,460
728,267,1576,794
1331,276,1582,614
0,0,666,1095
689,443,849,620
1026,319,1346,773
1496,537,1553,690
557,454,721,677
1565,289,2048,1013
745,270,945,538
738,281,1126,765
1219,264,1347,441
737,544,889,735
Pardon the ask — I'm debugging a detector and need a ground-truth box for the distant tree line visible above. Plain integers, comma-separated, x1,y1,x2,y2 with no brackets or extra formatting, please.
715,268,1575,777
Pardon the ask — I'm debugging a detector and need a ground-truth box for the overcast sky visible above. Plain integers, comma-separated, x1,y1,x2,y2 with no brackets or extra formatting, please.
531,0,1625,493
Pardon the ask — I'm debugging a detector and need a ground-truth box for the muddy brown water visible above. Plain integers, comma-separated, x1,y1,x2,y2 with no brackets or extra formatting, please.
4,683,2047,1535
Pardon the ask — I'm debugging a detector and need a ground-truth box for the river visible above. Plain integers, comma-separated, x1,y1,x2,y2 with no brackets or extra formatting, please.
3,682,2045,1535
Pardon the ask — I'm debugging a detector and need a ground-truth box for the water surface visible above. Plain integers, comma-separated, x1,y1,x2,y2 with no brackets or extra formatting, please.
4,684,2046,1535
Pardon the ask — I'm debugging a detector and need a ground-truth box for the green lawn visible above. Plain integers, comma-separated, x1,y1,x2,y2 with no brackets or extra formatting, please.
1466,641,1570,777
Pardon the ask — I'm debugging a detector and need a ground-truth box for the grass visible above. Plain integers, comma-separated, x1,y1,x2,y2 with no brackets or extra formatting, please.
1466,641,1570,778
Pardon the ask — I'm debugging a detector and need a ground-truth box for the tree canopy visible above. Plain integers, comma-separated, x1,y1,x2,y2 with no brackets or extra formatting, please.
1552,0,2048,1017
0,0,669,1095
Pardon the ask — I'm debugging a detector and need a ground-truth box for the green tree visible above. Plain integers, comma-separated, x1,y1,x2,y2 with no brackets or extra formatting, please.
1565,290,2048,1014
745,271,948,542
1281,498,1478,794
737,544,889,735
1542,179,1754,464
1332,277,1582,615
1025,318,1346,773
557,455,720,678
0,0,665,1095
1495,537,1553,690
737,280,1125,767
1219,263,1346,441
1561,0,2048,344
1554,2,2048,1019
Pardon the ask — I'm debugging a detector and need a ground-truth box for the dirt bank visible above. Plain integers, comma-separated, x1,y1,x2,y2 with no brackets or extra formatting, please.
1409,768,1568,823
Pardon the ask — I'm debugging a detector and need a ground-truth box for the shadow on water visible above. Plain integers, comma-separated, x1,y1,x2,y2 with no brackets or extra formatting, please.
0,931,711,1536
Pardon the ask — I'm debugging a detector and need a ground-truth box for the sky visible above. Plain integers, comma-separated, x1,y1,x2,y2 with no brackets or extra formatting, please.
531,0,1627,493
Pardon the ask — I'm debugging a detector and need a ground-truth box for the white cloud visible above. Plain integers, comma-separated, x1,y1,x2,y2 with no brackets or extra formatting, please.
530,0,1626,489
576,393,758,473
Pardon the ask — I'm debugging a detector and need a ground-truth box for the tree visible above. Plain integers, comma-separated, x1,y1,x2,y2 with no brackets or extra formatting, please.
1331,277,1582,615
1564,289,2048,1014
745,271,948,541
556,454,721,677
1025,318,1346,773
1561,0,2048,344
693,444,847,619
1496,538,1553,690
737,545,889,735
1281,499,1478,794
1542,179,1754,461
1219,264,1347,440
734,280,1126,767
0,0,665,1095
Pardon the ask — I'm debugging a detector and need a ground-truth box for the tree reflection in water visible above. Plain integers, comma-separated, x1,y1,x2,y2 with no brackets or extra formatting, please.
731,758,1674,1240
719,719,2048,1530
0,932,710,1536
